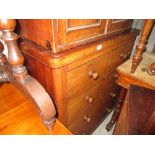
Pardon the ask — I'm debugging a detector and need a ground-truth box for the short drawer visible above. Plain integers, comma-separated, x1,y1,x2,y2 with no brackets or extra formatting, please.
107,41,135,72
67,53,109,98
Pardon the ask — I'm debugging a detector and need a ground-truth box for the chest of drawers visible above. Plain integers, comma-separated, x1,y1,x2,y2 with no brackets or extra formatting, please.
18,19,139,134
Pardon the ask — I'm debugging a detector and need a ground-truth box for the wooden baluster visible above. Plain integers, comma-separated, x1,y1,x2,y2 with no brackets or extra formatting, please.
0,19,56,130
0,19,28,81
0,40,7,66
106,87,127,131
131,19,154,74
0,41,8,83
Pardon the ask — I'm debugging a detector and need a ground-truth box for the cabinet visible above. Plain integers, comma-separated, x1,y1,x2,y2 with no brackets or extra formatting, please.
107,19,132,34
18,19,132,53
18,19,139,134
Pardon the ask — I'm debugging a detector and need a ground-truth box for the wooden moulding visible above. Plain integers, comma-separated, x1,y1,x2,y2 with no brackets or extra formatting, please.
20,29,140,69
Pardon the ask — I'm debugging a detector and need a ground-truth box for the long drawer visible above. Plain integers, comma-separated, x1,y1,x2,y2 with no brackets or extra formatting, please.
66,71,120,134
67,53,109,98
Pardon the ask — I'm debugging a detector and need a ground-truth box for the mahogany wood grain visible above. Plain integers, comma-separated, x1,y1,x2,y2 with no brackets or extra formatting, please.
18,21,139,134
114,85,155,135
20,29,139,69
0,83,72,135
113,94,129,135
67,52,109,98
0,19,56,128
18,19,132,53
107,19,132,34
106,87,127,131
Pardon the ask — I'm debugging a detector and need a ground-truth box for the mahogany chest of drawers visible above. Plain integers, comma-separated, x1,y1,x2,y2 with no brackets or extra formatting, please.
17,19,139,134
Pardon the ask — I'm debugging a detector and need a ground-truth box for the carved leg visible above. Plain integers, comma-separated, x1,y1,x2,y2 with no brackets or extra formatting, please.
106,87,127,131
0,19,56,129
131,19,155,74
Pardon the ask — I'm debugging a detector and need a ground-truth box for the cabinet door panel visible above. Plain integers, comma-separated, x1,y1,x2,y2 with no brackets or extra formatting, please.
107,19,132,34
58,19,107,48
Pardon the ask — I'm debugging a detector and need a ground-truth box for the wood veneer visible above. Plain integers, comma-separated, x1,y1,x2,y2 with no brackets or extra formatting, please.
0,83,71,135
18,19,132,53
18,20,139,134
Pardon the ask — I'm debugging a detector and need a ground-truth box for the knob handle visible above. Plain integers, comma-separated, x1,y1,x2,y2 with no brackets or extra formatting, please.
106,108,111,113
84,116,91,123
120,53,128,60
89,71,99,80
85,95,94,104
114,73,118,79
147,63,155,76
110,92,117,98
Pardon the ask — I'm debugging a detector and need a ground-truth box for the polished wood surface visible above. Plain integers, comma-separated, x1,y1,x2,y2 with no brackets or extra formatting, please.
0,83,72,135
116,52,155,90
0,19,56,129
18,19,132,53
108,52,155,131
18,20,139,134
109,19,155,132
131,19,154,73
107,19,132,34
113,94,129,134
114,85,155,135
106,87,127,131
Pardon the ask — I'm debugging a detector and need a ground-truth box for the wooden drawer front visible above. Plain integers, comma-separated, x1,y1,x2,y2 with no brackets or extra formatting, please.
67,53,109,98
107,41,134,72
107,45,125,71
67,71,119,134
107,19,132,34
58,19,106,47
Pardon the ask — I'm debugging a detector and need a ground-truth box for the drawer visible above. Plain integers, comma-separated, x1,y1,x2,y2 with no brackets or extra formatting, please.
66,71,120,134
107,41,134,72
67,76,106,122
67,53,109,98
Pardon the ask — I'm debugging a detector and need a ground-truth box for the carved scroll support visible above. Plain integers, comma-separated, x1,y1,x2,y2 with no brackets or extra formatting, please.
0,19,56,129
131,19,155,74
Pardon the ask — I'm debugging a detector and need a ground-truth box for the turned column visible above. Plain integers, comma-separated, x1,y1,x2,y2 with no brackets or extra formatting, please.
131,19,154,74
0,19,28,81
0,41,9,83
106,87,127,131
0,19,56,130
0,40,7,65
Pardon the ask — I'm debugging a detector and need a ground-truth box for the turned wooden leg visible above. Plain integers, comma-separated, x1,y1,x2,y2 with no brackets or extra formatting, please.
0,41,8,85
106,87,127,131
0,19,56,129
131,19,154,74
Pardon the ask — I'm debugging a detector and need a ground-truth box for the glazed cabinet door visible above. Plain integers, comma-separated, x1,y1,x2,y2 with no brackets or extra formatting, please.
57,19,107,50
107,19,132,34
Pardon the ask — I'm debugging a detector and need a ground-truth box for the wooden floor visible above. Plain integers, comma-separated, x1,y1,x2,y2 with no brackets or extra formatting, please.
0,83,71,135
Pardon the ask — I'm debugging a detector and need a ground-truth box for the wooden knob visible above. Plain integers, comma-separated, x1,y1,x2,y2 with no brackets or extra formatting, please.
114,73,118,79
89,71,99,80
0,19,16,31
85,95,94,104
84,116,91,123
110,92,116,98
120,53,128,59
106,108,111,113
147,63,155,76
